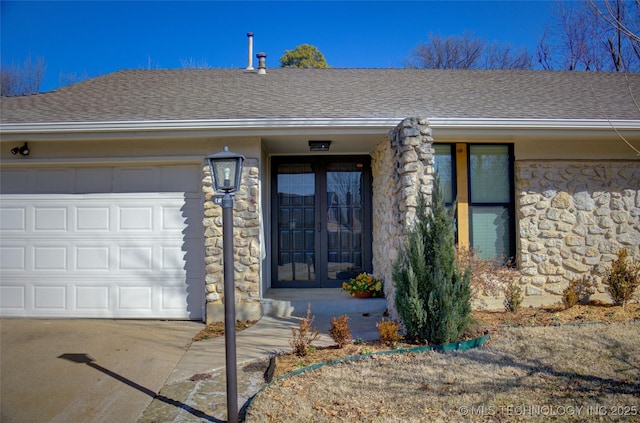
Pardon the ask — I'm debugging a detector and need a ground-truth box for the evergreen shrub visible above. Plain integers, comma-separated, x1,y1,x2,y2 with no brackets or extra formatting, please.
393,176,472,345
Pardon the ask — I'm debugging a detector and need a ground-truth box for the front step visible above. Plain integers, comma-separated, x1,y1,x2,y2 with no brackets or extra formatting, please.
262,288,387,318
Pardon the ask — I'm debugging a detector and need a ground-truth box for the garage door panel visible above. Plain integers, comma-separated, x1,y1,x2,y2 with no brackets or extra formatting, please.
1,246,25,269
119,207,153,231
34,246,68,270
76,207,110,231
1,165,205,319
0,285,25,309
76,246,110,270
34,285,67,310
34,207,68,231
76,286,110,310
119,286,152,310
119,247,153,270
2,274,200,317
0,207,26,230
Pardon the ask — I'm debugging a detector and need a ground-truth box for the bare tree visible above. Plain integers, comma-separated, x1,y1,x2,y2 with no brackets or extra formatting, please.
1,55,46,96
482,42,534,70
59,71,90,87
538,0,640,71
406,32,533,70
179,57,210,68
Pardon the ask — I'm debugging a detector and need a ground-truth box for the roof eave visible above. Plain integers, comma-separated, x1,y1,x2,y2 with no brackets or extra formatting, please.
2,117,640,139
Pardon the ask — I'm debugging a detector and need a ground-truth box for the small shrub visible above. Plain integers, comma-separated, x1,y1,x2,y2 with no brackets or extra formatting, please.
289,304,321,357
503,281,523,313
376,319,402,347
329,314,352,348
603,248,640,306
562,275,597,309
455,246,522,306
562,278,580,309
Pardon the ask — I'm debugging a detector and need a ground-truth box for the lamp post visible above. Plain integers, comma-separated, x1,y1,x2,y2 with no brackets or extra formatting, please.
205,146,244,423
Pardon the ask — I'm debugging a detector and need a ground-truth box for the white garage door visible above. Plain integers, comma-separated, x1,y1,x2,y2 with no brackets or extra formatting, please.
0,165,204,319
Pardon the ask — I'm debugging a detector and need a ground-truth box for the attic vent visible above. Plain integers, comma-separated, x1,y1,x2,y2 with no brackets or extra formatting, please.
256,52,267,75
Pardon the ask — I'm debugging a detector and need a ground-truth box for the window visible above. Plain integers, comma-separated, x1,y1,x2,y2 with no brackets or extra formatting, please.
434,144,455,205
434,143,514,261
469,145,513,260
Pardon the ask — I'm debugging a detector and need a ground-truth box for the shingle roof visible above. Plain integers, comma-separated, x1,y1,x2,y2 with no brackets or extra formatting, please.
2,68,640,124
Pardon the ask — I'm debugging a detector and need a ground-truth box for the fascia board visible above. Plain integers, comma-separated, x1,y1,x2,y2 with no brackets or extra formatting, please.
428,118,640,131
2,117,640,137
0,118,400,135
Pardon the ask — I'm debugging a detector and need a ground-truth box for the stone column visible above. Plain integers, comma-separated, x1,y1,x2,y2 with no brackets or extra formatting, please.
202,158,262,324
371,117,435,319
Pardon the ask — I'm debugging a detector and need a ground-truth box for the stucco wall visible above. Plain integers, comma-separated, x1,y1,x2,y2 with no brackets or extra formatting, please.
517,160,640,303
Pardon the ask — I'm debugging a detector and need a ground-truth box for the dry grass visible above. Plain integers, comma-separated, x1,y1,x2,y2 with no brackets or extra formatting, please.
192,320,258,342
246,304,640,422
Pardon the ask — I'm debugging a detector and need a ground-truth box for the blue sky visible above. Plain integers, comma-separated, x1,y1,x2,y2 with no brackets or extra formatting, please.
1,1,555,92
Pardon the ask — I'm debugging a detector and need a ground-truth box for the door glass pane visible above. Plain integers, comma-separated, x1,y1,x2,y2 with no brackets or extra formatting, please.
434,144,453,204
470,145,510,203
276,163,315,282
472,206,511,260
327,162,364,282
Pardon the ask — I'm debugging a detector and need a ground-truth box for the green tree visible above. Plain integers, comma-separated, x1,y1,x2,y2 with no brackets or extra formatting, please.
279,44,331,68
393,176,472,345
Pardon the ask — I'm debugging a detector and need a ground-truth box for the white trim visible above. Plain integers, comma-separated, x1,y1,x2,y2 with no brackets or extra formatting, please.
0,155,204,168
428,118,640,130
0,118,400,134
3,117,640,135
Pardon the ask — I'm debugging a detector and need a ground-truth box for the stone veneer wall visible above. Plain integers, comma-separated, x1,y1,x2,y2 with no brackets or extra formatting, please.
371,118,435,319
202,158,262,324
517,160,640,303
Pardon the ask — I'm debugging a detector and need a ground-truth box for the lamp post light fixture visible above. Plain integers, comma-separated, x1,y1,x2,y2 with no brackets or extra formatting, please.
205,146,245,423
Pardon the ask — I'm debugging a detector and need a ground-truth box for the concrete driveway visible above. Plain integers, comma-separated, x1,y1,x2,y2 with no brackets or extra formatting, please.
0,318,204,423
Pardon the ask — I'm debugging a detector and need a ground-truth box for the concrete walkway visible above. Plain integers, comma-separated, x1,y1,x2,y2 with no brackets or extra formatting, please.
138,312,382,422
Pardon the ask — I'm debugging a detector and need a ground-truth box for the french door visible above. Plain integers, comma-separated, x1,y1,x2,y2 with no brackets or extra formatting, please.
271,157,372,288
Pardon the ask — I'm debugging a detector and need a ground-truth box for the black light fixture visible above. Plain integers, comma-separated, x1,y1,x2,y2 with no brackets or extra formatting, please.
308,140,331,151
205,146,245,194
10,142,29,156
204,145,245,423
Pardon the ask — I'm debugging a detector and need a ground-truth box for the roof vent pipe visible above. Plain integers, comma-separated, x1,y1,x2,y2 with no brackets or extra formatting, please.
246,32,254,70
256,52,267,74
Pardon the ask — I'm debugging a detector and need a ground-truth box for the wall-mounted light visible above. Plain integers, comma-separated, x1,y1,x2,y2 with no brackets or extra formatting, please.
10,143,29,156
308,140,331,152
